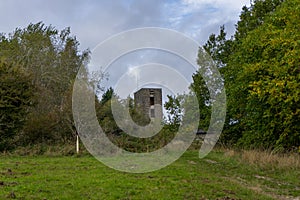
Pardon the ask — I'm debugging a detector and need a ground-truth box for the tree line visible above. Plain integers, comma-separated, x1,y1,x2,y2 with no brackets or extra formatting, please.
0,22,89,151
0,0,299,153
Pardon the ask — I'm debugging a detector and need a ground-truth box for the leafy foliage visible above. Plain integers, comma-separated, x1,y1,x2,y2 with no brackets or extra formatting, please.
0,22,89,149
194,0,299,150
233,0,300,149
0,61,34,150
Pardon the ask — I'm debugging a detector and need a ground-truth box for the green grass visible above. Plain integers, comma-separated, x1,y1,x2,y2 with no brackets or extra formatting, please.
0,150,299,200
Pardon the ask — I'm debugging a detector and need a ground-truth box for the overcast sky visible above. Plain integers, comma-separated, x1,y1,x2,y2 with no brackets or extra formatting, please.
0,0,250,50
0,0,251,100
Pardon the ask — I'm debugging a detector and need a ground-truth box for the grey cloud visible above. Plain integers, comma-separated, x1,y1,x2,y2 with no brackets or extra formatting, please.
0,0,245,50
1,0,244,97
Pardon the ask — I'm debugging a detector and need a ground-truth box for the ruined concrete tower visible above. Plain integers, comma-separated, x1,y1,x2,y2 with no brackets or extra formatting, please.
134,88,162,120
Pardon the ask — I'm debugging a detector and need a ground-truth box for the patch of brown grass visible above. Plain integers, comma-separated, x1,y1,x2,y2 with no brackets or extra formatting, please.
223,148,300,169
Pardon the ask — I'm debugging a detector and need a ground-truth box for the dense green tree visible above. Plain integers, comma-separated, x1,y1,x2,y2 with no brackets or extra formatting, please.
193,0,299,150
96,88,121,135
235,0,284,41
190,73,211,131
230,0,300,150
203,25,234,68
100,87,114,105
0,22,89,147
0,60,34,150
164,95,183,128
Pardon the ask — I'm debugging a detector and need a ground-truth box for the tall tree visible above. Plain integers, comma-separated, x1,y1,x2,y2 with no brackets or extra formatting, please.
230,0,300,149
193,0,300,150
0,22,90,147
0,60,34,150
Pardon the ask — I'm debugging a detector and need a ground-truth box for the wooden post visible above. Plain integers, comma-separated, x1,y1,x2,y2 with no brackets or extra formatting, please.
76,134,79,154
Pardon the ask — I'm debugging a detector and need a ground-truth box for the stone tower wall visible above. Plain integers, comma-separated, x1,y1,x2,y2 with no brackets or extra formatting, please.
134,88,162,120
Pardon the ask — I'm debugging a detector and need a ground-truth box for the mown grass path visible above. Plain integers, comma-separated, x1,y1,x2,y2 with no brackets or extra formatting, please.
0,150,299,199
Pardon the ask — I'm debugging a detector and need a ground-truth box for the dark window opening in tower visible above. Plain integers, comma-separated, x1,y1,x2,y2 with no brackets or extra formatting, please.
150,96,154,106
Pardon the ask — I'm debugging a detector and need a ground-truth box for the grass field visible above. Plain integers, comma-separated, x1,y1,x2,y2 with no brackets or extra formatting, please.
0,149,299,200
